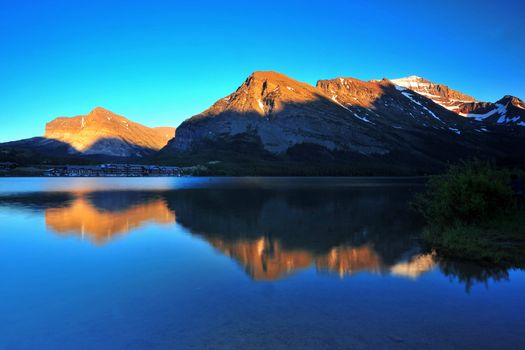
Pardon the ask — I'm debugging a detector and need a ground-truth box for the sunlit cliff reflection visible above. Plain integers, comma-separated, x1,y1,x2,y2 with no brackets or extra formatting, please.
209,237,315,280
390,253,437,279
208,237,435,280
45,195,175,244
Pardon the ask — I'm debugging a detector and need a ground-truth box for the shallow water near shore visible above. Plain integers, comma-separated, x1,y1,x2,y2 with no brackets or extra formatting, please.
0,177,523,349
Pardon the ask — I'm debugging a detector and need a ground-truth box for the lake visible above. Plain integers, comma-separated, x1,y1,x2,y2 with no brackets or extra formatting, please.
0,177,523,349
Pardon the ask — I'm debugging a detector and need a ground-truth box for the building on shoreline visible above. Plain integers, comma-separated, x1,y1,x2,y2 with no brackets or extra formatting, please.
43,164,182,177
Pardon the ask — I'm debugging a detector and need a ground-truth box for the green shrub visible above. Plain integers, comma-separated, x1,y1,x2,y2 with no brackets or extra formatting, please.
413,160,513,227
414,160,525,266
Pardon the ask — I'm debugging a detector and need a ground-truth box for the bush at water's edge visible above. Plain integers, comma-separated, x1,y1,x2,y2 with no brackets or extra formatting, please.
413,160,525,266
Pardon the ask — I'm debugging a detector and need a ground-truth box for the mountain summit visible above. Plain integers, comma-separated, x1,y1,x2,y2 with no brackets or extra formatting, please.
45,107,175,157
391,76,476,112
169,71,386,155
196,71,328,116
391,76,525,127
456,95,525,126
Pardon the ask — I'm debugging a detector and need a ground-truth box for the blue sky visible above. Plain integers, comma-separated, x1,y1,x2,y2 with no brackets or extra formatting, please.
1,0,524,142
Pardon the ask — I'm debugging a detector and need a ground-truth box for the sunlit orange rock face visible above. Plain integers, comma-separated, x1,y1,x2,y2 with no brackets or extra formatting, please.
44,107,175,156
45,196,175,244
195,71,330,117
152,126,177,141
316,77,388,109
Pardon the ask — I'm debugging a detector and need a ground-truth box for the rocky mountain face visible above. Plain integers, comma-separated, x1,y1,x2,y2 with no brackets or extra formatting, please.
315,77,468,130
164,71,520,173
392,76,525,128
44,107,175,157
455,95,525,127
170,71,387,156
391,76,476,112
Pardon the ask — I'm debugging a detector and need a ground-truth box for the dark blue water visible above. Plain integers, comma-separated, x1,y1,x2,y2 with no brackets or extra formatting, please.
0,177,523,349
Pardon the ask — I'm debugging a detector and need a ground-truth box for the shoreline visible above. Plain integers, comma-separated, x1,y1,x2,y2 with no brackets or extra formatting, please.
0,174,432,179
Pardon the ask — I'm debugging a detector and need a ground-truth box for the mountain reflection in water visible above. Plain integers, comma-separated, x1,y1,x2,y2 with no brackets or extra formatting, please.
0,181,509,287
46,195,175,244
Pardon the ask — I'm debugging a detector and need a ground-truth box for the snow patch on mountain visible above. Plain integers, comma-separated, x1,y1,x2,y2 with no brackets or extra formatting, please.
257,99,265,113
331,95,372,123
466,108,499,121
401,91,443,123
495,104,509,123
392,76,430,89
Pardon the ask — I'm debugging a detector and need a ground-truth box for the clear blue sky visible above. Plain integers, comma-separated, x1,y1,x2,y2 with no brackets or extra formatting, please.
1,0,524,142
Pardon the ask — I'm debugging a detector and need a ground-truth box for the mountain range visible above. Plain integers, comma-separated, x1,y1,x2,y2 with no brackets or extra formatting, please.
391,75,525,127
1,71,524,174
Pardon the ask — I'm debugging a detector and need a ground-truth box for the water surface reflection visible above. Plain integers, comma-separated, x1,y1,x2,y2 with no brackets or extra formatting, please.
0,180,510,287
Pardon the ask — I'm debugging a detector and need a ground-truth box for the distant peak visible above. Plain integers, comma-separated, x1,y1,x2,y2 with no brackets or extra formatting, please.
44,107,175,154
250,70,281,76
247,71,292,81
391,75,430,84
497,95,524,105
88,106,113,115
406,75,424,80
91,106,108,112
86,107,127,121
390,76,477,104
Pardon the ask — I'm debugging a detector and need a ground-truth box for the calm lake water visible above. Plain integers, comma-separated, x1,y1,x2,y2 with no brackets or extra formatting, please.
0,177,523,350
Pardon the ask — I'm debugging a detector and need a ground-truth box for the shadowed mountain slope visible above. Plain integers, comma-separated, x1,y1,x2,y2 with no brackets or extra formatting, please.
162,71,523,174
392,76,525,128
456,95,525,127
168,71,386,156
